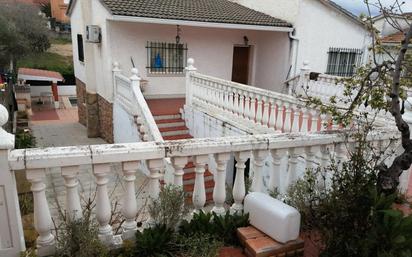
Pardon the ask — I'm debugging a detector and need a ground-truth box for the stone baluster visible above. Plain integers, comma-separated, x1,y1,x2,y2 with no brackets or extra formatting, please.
147,159,163,201
320,113,327,131
233,89,240,115
287,148,303,188
228,89,235,113
212,153,230,215
269,149,287,192
300,107,310,132
222,85,229,111
311,109,319,132
283,102,292,132
121,161,138,240
61,166,82,221
244,92,251,120
217,84,224,109
292,104,301,132
255,95,263,124
262,96,270,127
193,155,208,211
239,91,245,117
334,143,346,167
268,98,276,129
275,100,284,130
27,169,56,255
305,145,320,171
249,93,257,121
112,61,121,97
231,151,251,213
171,157,187,187
185,58,197,106
251,150,269,192
93,163,113,243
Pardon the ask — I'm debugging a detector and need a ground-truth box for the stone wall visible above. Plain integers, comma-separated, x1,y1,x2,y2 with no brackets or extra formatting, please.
98,95,114,143
76,78,87,126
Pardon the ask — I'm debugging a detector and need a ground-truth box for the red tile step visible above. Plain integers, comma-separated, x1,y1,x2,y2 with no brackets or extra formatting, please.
184,179,215,193
156,118,185,124
163,134,193,140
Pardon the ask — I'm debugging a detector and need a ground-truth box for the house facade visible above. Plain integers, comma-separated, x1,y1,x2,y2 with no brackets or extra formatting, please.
68,0,294,143
233,0,371,77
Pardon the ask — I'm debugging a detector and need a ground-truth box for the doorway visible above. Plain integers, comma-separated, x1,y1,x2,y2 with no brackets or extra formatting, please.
231,46,251,84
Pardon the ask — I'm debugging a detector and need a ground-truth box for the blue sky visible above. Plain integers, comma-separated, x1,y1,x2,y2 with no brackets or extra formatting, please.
333,0,412,16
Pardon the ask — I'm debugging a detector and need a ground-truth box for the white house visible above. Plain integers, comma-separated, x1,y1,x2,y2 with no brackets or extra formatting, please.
233,0,371,77
67,0,297,143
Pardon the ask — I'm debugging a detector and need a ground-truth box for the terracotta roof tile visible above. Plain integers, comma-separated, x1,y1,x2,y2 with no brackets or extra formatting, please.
381,31,412,44
18,68,64,81
102,0,292,27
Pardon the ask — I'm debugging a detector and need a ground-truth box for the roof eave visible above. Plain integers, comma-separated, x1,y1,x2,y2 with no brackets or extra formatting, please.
109,15,293,32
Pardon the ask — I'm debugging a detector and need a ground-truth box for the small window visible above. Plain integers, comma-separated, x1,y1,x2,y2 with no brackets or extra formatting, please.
146,42,188,74
77,34,84,62
326,48,363,77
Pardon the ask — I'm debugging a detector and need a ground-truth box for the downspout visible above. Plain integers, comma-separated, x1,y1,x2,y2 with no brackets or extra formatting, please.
288,29,300,78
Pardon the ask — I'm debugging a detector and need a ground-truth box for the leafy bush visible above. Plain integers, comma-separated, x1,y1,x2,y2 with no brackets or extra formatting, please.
54,214,109,257
148,185,187,230
15,129,36,149
134,224,177,257
179,210,249,246
285,142,412,257
176,232,223,257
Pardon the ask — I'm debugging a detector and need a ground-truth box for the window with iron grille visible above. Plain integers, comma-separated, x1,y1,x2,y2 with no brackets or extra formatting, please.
146,42,188,74
326,48,363,77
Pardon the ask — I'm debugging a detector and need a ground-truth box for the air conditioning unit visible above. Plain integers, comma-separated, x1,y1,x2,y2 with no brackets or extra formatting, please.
86,25,101,43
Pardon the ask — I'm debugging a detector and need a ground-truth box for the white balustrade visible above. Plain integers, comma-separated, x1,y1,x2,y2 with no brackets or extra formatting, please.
193,155,208,211
121,161,138,240
231,151,251,213
212,153,230,215
93,163,113,243
61,166,82,221
5,117,398,255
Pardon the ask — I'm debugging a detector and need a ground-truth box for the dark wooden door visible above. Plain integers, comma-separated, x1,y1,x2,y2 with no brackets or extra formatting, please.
231,46,250,84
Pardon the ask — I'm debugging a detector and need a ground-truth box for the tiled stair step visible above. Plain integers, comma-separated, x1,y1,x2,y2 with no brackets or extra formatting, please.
154,114,181,121
184,179,215,193
183,170,214,185
156,118,185,128
160,126,189,137
163,134,193,140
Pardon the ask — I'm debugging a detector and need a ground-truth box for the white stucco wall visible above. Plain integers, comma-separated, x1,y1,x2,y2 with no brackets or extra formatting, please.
113,102,140,143
30,85,76,97
70,1,86,84
109,22,291,97
374,16,411,36
292,0,371,75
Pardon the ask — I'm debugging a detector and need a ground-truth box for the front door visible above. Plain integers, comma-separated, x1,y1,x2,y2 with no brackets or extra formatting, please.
231,46,250,84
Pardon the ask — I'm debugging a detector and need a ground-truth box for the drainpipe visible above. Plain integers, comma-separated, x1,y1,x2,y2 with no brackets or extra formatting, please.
288,29,299,78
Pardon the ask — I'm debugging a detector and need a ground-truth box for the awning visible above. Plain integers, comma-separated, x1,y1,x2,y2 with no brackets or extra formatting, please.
17,68,64,83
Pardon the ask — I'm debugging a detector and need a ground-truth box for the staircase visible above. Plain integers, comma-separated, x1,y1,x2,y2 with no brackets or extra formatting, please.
147,98,214,203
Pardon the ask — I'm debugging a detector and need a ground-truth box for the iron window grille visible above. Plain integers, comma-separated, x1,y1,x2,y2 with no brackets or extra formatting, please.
146,42,188,74
326,47,363,77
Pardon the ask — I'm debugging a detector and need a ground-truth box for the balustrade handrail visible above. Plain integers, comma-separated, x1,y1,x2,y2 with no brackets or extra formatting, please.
113,66,163,143
8,128,399,171
192,72,303,107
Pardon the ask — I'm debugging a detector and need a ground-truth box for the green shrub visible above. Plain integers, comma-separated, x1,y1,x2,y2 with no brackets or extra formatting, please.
15,129,36,149
54,214,109,257
148,184,187,230
285,143,412,257
178,210,249,246
176,232,223,257
134,224,177,257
